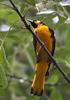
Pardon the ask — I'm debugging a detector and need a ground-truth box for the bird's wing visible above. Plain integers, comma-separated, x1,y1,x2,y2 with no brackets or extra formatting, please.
46,27,56,77
49,27,56,56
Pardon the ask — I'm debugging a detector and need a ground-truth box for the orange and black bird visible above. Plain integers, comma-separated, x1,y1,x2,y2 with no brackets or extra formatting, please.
28,19,56,96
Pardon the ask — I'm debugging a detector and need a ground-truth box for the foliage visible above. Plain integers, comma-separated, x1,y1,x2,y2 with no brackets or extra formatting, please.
0,0,70,100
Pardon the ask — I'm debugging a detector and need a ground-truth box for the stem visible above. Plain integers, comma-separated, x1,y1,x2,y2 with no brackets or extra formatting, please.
7,73,64,87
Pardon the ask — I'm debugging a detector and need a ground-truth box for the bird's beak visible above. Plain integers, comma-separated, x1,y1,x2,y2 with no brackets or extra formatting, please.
27,19,37,28
27,19,34,23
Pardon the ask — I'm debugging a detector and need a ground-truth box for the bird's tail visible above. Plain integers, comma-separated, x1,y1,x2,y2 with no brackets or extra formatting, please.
31,62,48,96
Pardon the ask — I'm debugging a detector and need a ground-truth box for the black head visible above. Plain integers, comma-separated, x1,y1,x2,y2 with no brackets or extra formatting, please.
27,19,45,28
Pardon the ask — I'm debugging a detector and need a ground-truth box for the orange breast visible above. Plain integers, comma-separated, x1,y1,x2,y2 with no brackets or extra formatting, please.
34,25,53,61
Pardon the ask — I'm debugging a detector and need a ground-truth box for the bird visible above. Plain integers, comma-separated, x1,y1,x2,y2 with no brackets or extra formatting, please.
28,19,56,96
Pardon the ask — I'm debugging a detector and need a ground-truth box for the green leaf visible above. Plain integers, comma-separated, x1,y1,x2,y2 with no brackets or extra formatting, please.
0,46,10,73
51,89,63,100
47,71,59,84
0,64,8,89
60,84,70,94
0,46,9,90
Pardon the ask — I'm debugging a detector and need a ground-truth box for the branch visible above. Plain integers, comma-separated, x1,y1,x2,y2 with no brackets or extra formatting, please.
7,74,64,87
9,0,70,84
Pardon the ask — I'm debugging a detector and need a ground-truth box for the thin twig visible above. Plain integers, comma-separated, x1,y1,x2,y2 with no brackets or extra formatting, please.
7,74,64,87
0,2,14,9
9,0,70,84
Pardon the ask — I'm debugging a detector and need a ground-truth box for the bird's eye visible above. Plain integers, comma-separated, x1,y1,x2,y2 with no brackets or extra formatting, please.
40,22,45,25
32,22,38,28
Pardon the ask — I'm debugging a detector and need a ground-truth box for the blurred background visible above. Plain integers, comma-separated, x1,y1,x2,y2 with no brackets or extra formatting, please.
0,0,70,100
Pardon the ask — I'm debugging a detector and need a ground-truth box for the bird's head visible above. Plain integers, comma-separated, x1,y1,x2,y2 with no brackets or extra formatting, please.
27,19,45,28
